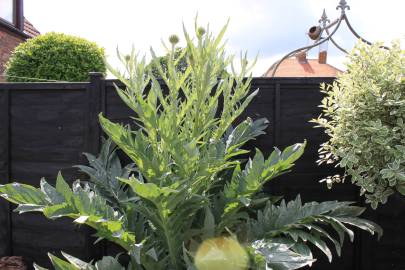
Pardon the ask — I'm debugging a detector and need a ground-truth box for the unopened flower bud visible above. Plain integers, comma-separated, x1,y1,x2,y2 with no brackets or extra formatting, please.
197,27,206,37
169,34,180,45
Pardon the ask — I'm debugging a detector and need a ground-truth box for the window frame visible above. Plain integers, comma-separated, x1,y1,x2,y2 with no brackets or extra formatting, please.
0,0,23,31
0,0,16,25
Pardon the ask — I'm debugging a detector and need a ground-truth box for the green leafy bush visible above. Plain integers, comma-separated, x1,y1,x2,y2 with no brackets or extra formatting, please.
5,32,106,82
0,22,382,270
312,40,405,209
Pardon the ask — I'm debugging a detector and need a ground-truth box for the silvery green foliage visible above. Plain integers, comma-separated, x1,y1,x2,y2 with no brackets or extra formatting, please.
312,40,405,209
247,195,382,270
1,21,382,270
33,252,125,270
251,240,315,270
75,138,137,208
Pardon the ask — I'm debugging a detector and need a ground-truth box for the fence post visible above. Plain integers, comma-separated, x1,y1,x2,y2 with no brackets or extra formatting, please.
274,82,281,146
0,89,11,256
84,72,106,259
85,72,105,155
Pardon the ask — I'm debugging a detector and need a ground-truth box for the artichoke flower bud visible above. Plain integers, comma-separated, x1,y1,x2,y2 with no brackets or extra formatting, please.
197,27,206,37
169,34,180,45
195,237,248,270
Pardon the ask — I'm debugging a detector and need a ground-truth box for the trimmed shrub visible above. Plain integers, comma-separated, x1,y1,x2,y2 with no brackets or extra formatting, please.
5,32,106,82
312,40,405,209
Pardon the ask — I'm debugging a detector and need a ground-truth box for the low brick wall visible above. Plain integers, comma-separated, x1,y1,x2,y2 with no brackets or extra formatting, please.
0,27,25,81
0,256,27,270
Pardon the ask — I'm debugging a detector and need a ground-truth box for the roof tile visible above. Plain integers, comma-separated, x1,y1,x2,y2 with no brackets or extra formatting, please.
23,18,40,38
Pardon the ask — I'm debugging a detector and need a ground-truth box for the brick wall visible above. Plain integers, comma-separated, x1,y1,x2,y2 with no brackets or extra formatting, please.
0,27,25,81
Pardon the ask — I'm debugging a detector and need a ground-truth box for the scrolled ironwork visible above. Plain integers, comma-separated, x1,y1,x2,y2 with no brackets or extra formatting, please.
267,0,388,77
268,14,344,77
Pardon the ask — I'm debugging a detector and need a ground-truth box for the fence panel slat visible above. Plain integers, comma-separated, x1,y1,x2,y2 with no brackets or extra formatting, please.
0,89,11,256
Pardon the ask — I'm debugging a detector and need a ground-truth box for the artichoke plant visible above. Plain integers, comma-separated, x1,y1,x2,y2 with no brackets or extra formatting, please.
0,21,382,270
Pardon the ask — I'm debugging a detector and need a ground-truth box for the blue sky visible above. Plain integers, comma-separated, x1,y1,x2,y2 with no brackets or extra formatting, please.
25,0,404,76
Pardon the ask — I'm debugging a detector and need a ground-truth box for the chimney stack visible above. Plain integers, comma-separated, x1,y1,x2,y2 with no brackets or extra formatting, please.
296,51,307,63
318,39,329,64
319,50,327,64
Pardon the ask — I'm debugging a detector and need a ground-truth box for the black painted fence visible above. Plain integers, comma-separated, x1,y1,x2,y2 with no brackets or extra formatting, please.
0,74,404,270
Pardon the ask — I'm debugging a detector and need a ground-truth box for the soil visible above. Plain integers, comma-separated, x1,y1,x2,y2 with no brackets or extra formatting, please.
0,257,27,270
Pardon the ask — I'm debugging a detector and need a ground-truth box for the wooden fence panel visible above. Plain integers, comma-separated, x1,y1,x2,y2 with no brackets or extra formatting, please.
4,84,94,267
277,80,358,269
359,195,405,270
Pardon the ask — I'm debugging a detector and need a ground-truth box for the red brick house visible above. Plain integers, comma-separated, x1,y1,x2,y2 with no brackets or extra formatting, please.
0,0,40,81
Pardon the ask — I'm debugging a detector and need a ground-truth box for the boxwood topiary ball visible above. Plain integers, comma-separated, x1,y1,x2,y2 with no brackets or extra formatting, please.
5,32,106,82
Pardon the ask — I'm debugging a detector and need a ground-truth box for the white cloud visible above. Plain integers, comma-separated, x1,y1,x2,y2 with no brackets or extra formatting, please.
25,0,405,76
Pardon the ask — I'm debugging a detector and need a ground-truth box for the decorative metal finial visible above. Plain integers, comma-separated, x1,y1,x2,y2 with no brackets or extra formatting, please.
319,9,330,26
336,0,350,12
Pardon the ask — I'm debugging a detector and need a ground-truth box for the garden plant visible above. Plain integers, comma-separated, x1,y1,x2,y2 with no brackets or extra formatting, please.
5,32,106,82
0,21,382,270
312,40,405,209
